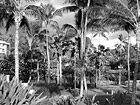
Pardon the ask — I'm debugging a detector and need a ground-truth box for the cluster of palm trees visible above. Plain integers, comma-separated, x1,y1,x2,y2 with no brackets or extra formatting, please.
0,0,140,104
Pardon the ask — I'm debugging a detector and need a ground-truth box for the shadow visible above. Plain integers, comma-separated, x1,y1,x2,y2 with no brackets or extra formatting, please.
33,83,62,97
121,85,140,103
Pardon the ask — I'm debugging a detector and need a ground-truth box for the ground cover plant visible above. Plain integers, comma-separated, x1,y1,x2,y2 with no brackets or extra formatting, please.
0,75,46,105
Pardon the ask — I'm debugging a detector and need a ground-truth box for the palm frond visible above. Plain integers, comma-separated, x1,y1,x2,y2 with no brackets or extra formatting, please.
26,21,41,37
0,5,9,26
64,28,78,40
62,24,75,30
25,5,45,21
86,37,91,47
24,0,39,2
87,19,102,30
20,16,31,32
6,13,14,32
62,24,77,39
40,3,54,18
53,9,63,17
49,20,60,30
92,33,98,38
74,9,82,29
58,6,79,14
106,0,134,19
63,0,76,5
127,0,137,9
102,13,135,32
87,6,109,20
31,21,42,34
16,0,39,3
101,32,109,40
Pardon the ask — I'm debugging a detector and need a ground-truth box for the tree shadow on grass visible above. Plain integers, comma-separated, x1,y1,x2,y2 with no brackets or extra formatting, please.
121,85,140,102
90,85,140,105
33,82,63,98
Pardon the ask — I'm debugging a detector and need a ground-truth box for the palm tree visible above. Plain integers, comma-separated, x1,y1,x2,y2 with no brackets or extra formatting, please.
0,0,39,82
114,34,129,85
108,7,137,92
51,23,79,85
23,21,44,83
112,24,132,92
27,3,62,84
59,0,111,96
91,27,109,85
99,0,140,104
58,0,90,97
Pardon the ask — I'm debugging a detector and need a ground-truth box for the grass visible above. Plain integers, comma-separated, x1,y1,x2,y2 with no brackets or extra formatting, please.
30,81,140,105
33,82,63,98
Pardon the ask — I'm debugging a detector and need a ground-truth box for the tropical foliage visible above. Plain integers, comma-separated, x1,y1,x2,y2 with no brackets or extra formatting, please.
0,0,140,105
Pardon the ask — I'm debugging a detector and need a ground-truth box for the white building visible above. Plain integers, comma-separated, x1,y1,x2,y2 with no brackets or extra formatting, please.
0,40,10,82
0,40,10,54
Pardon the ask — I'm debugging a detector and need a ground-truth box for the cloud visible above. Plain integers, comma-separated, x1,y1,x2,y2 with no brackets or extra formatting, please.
88,32,136,49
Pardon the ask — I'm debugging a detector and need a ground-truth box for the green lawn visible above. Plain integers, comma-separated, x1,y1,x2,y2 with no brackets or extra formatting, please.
31,82,140,105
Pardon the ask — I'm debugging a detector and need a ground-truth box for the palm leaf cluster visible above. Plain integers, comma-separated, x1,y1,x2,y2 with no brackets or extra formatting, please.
26,3,62,23
101,0,138,33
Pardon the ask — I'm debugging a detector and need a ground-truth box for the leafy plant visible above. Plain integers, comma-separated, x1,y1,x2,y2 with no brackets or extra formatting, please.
112,91,131,105
0,75,46,105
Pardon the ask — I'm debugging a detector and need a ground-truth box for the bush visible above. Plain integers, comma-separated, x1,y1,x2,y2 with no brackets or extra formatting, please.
0,75,46,105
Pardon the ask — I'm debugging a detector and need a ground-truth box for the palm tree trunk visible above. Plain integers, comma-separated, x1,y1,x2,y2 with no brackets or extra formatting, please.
37,61,40,82
43,58,47,82
59,55,62,85
46,36,50,84
80,8,85,97
80,72,84,97
99,34,101,85
74,57,77,89
127,33,130,93
118,69,121,85
80,0,90,97
95,68,97,88
14,14,21,83
83,73,87,91
57,62,59,84
131,32,139,105
28,46,32,83
132,1,139,104
74,68,77,89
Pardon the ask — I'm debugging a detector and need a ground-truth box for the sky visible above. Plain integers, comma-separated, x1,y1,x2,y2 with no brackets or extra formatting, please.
1,0,135,49
44,0,136,48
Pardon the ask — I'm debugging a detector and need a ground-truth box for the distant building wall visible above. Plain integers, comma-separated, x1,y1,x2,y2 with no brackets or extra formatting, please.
0,40,9,55
0,40,10,82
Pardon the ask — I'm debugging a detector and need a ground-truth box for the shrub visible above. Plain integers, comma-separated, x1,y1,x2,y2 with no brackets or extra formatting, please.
0,75,46,105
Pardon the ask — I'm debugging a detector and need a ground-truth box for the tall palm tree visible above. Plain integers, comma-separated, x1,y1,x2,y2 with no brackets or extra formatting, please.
91,27,109,85
23,21,44,83
51,22,79,85
27,3,62,84
0,0,39,82
114,34,128,85
111,23,133,92
99,0,140,104
59,0,88,97
59,0,110,97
